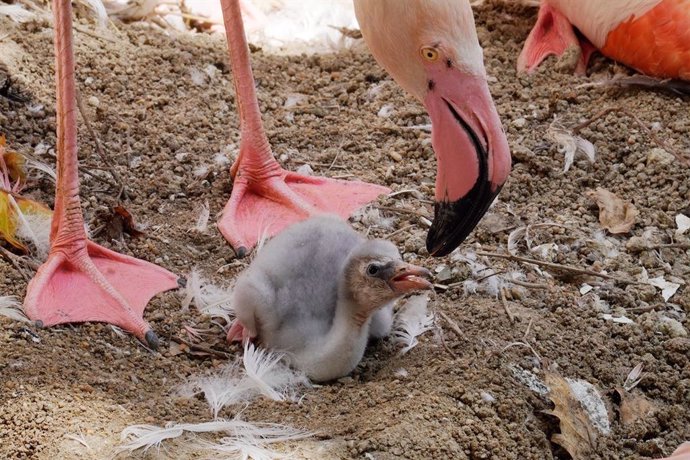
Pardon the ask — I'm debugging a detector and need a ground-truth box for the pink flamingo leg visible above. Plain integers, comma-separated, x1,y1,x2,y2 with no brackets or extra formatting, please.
22,0,179,349
217,0,389,256
226,319,255,343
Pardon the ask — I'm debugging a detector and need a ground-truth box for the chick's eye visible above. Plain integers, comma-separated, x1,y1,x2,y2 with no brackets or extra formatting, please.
421,46,439,61
367,264,380,276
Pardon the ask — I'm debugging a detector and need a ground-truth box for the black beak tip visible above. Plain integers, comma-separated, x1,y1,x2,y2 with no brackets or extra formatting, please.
426,185,502,257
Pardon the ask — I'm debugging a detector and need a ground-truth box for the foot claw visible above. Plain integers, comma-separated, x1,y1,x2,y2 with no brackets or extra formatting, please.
177,277,187,288
144,330,159,350
236,246,248,258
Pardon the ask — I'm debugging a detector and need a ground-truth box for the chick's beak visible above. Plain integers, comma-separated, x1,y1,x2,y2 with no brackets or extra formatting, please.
386,262,433,293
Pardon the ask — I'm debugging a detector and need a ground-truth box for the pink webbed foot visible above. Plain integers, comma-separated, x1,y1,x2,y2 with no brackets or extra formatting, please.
518,3,596,75
226,319,255,343
23,242,180,349
218,167,389,256
217,0,389,256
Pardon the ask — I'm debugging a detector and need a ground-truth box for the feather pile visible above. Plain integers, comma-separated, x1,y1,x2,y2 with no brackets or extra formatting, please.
180,269,234,322
547,122,596,173
0,296,29,323
352,207,396,231
392,295,434,354
178,342,309,418
0,136,53,259
119,418,311,454
452,251,527,297
124,343,310,454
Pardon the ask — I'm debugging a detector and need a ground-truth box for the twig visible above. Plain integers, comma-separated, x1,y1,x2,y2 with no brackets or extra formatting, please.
73,25,117,43
0,246,35,280
524,318,534,339
508,278,551,290
170,337,232,359
502,341,542,362
438,328,458,359
477,270,506,283
572,106,619,133
75,90,128,199
385,224,414,239
326,149,342,171
377,205,431,219
476,251,640,285
387,189,423,199
438,311,464,339
166,11,223,24
500,287,516,323
635,243,690,251
0,33,12,42
43,150,120,189
573,106,689,165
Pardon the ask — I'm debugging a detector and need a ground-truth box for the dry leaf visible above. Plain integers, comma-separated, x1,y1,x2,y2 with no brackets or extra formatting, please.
615,388,656,426
96,205,144,240
587,188,639,234
544,370,599,460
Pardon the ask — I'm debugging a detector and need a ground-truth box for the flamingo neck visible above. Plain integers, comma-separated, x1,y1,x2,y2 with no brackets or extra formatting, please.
297,296,372,382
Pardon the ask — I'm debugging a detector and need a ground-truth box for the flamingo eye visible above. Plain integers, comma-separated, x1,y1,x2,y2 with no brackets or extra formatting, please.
420,47,439,61
367,264,380,276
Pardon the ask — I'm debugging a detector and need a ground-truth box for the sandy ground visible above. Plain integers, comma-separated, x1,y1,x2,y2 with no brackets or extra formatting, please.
1,1,690,459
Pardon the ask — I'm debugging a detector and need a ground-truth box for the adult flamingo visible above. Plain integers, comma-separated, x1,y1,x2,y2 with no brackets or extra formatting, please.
518,0,690,80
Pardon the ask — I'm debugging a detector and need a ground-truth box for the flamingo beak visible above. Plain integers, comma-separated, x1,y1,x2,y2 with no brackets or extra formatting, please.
423,70,511,257
386,262,433,293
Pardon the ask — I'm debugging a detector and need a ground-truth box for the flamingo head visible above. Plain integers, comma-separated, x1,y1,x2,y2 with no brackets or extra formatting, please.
355,0,511,256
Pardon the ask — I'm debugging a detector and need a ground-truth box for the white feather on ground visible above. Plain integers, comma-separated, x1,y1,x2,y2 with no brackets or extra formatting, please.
192,200,210,233
0,296,29,323
242,342,309,401
676,214,690,235
0,4,39,23
15,207,52,261
24,157,56,183
352,207,396,231
392,295,434,354
119,418,310,454
547,122,596,173
178,342,309,418
180,269,233,322
452,251,527,298
177,362,251,419
80,0,108,27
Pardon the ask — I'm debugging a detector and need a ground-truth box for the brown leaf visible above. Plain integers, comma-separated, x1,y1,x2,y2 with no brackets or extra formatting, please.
168,341,188,357
114,205,144,237
544,370,599,460
587,187,639,234
96,205,144,240
615,387,656,426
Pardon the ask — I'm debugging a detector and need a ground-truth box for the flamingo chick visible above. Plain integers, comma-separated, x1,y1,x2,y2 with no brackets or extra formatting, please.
218,0,511,257
22,0,180,348
518,0,690,80
227,215,433,382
